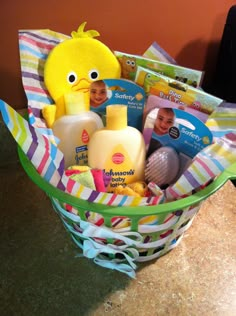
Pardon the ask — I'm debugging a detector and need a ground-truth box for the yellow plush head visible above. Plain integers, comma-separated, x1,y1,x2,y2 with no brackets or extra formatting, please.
43,22,121,127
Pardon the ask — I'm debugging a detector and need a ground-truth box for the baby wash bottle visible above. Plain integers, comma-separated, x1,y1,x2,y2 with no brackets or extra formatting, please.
52,92,103,168
88,105,146,192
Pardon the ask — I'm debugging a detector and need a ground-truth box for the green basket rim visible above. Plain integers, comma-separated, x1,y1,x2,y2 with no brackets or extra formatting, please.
18,145,236,216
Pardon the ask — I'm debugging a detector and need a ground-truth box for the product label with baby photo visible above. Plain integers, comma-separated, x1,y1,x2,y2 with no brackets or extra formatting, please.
142,94,210,149
89,78,146,131
146,108,213,176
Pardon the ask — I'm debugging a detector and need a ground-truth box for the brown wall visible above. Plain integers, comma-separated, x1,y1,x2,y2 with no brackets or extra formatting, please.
1,0,235,110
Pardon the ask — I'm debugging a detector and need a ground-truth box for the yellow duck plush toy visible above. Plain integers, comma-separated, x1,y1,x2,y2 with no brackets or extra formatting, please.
42,22,121,128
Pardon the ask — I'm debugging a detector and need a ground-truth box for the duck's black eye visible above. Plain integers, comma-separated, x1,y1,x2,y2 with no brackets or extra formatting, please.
67,71,77,84
89,69,99,81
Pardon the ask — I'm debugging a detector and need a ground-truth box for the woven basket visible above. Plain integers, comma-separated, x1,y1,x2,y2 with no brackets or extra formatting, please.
18,146,236,274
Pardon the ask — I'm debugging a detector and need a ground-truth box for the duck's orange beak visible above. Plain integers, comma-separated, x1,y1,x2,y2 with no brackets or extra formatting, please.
72,78,91,93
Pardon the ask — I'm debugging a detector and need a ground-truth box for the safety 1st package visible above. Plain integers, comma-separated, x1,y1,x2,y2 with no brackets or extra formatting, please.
89,78,146,131
142,94,210,148
144,106,213,189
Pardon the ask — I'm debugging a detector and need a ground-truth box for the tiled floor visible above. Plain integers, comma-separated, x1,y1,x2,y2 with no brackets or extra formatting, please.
1,120,236,316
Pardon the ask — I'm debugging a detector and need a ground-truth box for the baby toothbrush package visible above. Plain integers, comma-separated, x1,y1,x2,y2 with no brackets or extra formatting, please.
144,108,213,188
135,66,223,115
115,51,204,87
89,78,146,131
142,94,209,149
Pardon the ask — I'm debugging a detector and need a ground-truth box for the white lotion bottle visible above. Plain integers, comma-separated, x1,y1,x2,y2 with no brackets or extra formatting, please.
52,92,104,168
88,105,146,192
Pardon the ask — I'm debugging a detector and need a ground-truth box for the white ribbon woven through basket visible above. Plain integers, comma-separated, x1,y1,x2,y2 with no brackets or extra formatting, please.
51,198,200,278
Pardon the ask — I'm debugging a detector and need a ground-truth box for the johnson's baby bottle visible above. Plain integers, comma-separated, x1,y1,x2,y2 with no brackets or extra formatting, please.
52,92,103,168
88,105,146,192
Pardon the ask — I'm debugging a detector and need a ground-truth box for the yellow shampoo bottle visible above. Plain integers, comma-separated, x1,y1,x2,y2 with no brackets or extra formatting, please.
88,105,146,192
52,92,104,168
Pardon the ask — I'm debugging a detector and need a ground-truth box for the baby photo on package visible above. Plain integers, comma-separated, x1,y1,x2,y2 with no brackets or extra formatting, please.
142,95,209,150
89,78,146,131
144,107,213,188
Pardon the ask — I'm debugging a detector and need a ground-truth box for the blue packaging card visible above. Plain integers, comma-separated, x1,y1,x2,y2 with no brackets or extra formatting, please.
89,79,145,131
147,108,213,159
